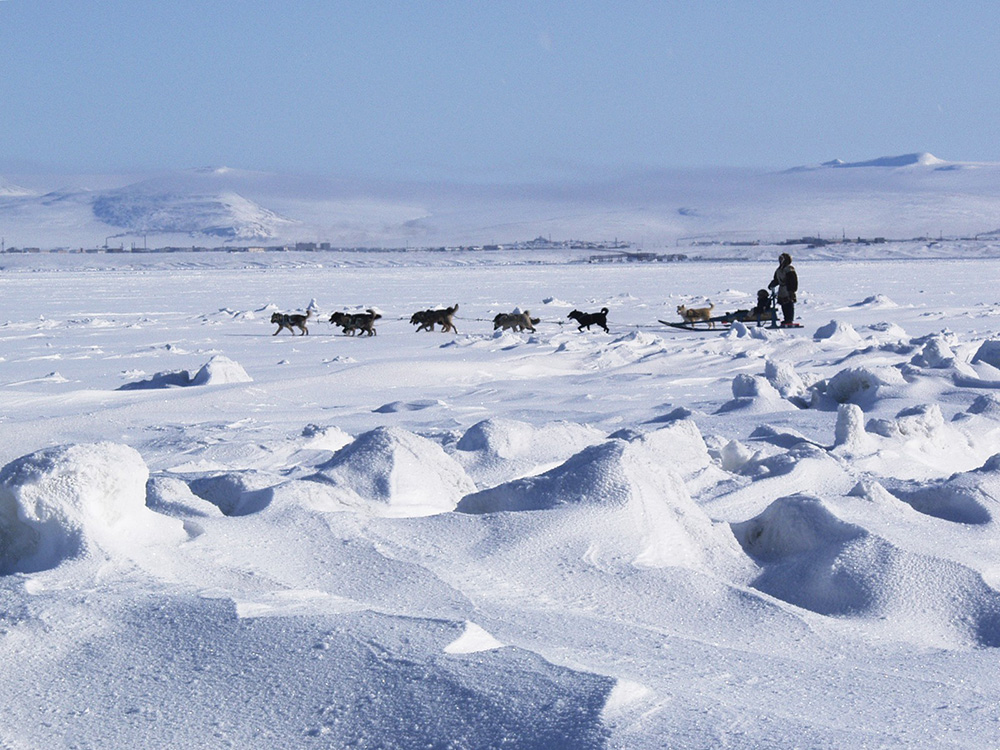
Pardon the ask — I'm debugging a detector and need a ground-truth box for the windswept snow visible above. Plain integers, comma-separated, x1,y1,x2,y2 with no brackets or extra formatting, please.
0,442,186,573
5,253,1000,746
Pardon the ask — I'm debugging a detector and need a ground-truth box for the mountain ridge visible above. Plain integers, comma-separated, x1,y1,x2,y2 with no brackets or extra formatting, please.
3,154,1000,248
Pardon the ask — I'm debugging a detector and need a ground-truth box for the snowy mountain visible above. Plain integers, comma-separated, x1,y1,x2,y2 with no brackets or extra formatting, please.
92,186,292,240
0,177,34,197
801,151,950,170
2,154,1000,249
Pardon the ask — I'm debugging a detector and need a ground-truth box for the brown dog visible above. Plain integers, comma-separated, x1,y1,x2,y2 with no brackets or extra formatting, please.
271,309,312,335
677,303,715,328
493,310,539,333
411,304,459,333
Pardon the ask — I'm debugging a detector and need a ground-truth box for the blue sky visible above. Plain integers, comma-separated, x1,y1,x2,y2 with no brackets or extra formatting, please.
1,1,997,181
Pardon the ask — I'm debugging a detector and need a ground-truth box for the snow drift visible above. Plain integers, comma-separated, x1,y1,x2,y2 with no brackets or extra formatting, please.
457,423,748,573
309,426,475,516
118,355,252,390
0,442,185,573
732,493,1000,647
453,417,604,488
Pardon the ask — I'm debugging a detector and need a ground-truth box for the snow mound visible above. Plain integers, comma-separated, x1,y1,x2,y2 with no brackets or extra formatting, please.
457,440,635,513
719,439,760,473
457,434,747,572
850,294,899,309
717,374,796,414
309,426,475,516
814,320,863,344
732,494,861,562
732,494,1000,646
189,355,253,385
631,420,713,479
145,475,224,518
764,359,807,399
814,365,906,408
300,424,353,452
910,335,956,368
833,403,875,453
453,418,604,488
967,394,1000,419
867,404,945,439
972,340,1000,370
891,454,1000,525
373,399,444,413
183,469,283,516
118,355,251,390
0,443,185,573
866,321,909,344
443,621,506,654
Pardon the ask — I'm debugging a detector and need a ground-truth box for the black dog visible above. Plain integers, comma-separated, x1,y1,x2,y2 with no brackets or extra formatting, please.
568,307,609,333
329,309,381,336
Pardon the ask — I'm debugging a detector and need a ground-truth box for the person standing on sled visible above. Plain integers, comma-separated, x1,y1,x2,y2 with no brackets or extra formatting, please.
768,252,798,326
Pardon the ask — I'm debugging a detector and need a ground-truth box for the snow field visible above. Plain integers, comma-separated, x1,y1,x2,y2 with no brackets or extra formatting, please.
4,256,1000,746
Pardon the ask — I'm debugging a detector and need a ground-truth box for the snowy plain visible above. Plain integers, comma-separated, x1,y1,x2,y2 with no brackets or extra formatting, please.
4,244,1000,748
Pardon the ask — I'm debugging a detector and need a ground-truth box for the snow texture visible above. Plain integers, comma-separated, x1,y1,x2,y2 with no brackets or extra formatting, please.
5,241,1000,746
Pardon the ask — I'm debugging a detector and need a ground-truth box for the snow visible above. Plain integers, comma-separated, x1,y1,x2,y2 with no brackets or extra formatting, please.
6,243,1000,746
3,151,1000,248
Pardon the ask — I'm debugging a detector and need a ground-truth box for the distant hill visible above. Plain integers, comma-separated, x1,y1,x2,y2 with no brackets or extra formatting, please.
2,155,1000,249
823,152,947,169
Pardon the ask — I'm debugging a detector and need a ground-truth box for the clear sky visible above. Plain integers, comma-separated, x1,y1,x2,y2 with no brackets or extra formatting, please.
1,1,997,181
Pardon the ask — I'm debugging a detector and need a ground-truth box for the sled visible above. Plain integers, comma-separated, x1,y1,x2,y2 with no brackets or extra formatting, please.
658,315,803,332
662,292,802,331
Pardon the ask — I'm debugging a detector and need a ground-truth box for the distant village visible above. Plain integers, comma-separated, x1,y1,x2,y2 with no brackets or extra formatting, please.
3,232,990,260
0,236,690,263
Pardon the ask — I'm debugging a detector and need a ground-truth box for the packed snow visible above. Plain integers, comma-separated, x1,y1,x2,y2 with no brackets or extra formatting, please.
4,247,1000,747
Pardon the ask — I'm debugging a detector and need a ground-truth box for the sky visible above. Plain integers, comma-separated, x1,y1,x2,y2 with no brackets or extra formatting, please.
1,1,998,182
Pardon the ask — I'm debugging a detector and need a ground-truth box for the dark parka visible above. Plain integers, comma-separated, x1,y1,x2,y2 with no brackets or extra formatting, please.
769,252,798,325
769,253,798,302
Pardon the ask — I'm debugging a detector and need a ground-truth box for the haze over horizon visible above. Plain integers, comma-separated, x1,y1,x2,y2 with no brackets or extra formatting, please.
2,1,998,182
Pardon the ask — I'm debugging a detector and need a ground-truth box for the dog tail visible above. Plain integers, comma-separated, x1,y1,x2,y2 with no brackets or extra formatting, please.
601,307,609,314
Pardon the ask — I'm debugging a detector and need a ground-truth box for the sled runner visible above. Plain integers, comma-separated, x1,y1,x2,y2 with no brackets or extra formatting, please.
658,315,803,333
658,313,803,331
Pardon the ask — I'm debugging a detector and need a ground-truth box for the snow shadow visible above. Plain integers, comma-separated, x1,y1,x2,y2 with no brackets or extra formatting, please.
118,355,251,390
732,493,1000,647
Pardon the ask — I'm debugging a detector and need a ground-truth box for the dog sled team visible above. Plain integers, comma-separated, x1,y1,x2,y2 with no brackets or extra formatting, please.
271,254,800,336
271,302,607,337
